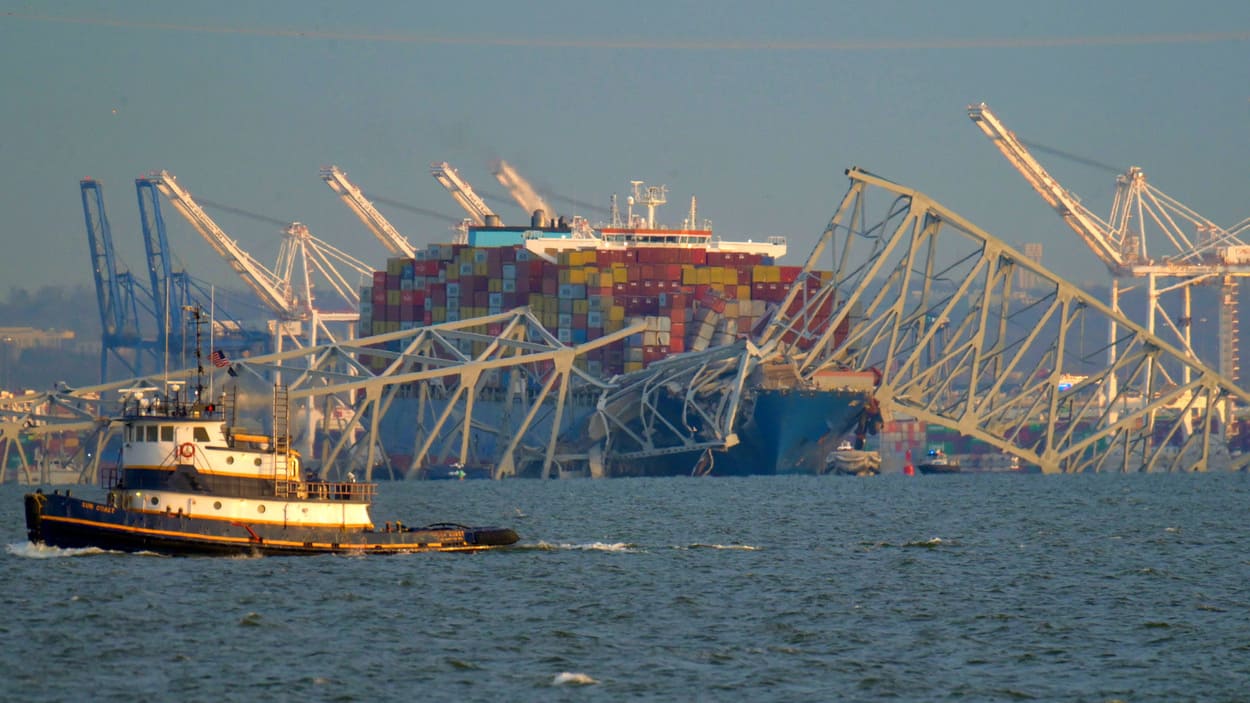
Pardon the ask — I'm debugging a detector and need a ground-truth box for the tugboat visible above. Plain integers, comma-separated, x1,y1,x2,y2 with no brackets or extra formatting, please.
824,439,881,476
916,446,961,475
22,311,519,557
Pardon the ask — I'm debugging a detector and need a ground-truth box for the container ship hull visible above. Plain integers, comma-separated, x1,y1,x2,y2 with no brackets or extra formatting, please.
599,387,872,477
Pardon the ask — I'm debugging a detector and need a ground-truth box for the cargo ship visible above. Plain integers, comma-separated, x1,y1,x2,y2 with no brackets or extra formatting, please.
357,183,877,477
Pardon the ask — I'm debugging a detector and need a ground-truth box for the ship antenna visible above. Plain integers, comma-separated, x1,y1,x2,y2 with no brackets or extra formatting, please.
184,305,205,407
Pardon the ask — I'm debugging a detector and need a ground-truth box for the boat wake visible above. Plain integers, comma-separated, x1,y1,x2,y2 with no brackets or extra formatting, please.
860,537,951,550
681,543,761,551
552,672,598,686
525,541,640,552
6,542,111,559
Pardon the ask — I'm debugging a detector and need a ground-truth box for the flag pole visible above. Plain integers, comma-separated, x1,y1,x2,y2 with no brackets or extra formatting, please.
208,286,215,401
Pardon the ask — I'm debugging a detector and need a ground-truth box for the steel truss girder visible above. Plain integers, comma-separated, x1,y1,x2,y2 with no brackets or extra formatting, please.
584,341,757,467
30,308,644,482
771,167,1250,473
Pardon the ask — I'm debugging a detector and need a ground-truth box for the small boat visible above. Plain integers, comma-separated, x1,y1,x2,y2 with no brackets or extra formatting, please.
916,447,960,475
419,462,493,480
23,316,519,556
824,439,881,476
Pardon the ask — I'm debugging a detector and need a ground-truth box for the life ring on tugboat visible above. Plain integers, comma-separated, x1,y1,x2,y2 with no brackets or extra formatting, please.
178,442,195,459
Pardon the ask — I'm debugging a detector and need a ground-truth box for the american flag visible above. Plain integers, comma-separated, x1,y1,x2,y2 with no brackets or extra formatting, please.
210,349,230,368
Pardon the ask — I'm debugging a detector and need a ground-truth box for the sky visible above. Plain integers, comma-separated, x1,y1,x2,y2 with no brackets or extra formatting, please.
2,1,1248,323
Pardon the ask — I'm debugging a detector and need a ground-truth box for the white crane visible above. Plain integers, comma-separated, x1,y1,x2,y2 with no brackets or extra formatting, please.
430,161,497,227
491,160,556,225
969,103,1249,413
148,170,367,351
320,165,418,259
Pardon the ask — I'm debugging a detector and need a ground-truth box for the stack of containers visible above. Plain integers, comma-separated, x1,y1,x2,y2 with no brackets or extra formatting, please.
358,242,839,376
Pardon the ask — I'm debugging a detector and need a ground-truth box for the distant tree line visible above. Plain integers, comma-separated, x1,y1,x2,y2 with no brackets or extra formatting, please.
1,285,100,391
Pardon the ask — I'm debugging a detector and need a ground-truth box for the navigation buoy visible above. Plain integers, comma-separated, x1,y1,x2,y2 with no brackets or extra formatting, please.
903,449,915,476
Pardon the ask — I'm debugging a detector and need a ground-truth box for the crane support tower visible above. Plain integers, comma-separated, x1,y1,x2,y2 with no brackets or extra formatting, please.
320,165,417,259
969,103,1249,407
80,178,156,380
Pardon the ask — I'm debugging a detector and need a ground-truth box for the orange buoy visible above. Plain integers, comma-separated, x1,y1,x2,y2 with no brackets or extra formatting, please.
903,449,915,476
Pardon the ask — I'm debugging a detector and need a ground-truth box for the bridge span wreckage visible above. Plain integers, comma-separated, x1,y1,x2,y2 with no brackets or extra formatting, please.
5,167,1248,482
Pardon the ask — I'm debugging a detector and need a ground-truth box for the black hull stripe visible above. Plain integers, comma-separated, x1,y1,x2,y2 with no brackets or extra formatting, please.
37,516,497,554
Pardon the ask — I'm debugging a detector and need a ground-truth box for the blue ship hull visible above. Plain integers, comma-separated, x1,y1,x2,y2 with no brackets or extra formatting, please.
374,383,872,478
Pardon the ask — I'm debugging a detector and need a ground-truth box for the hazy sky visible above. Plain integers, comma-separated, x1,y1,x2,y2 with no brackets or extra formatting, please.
2,2,1248,318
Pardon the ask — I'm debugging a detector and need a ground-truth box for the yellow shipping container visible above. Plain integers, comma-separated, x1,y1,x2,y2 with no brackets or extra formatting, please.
709,267,724,284
682,265,697,285
572,299,589,315
724,268,738,286
613,266,629,283
737,284,752,300
609,305,625,321
567,268,586,285
387,290,401,306
624,361,645,373
489,278,502,293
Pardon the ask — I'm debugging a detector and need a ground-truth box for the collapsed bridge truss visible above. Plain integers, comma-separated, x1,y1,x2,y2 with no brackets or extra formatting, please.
11,168,1248,484
782,167,1250,473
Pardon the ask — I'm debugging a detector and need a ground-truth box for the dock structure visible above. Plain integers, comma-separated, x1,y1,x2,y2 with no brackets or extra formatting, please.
10,168,1250,481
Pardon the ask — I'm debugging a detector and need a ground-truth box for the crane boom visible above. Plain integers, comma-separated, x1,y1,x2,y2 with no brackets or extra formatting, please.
492,160,555,224
147,170,297,318
430,162,495,225
320,166,417,258
968,103,1131,273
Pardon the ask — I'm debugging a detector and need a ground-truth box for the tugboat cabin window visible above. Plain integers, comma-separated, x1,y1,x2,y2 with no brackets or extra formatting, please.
160,426,174,442
146,426,158,442
193,427,210,442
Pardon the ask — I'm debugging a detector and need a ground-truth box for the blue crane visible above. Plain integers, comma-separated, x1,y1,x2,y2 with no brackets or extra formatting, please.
80,178,157,380
134,176,270,364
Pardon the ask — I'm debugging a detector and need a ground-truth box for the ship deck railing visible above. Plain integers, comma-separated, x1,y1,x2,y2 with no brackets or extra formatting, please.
275,480,377,502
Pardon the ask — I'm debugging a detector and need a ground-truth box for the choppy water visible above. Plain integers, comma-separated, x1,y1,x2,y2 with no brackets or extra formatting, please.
2,472,1249,702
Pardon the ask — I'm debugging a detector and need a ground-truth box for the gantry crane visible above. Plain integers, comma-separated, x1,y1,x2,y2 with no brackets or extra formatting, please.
80,178,157,380
320,165,418,258
146,170,367,352
492,160,556,225
969,103,1249,414
135,176,269,361
430,161,497,226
